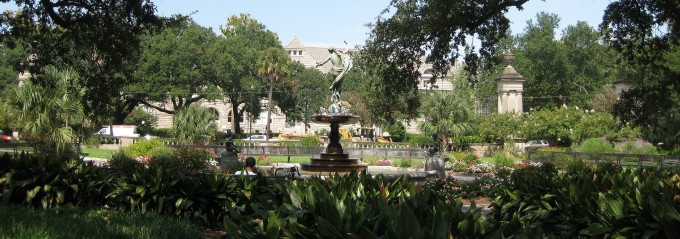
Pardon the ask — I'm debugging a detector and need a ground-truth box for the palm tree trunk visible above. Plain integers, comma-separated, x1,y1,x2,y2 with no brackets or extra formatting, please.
266,81,273,140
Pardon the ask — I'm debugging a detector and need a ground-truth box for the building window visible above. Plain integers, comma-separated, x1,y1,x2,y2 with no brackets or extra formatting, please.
227,111,244,123
289,50,303,56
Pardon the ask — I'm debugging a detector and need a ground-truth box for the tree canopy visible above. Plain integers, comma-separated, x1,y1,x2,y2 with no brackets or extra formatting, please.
0,0,161,122
132,19,220,114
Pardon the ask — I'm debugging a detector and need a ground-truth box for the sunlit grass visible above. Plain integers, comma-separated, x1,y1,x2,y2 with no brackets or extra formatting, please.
81,147,115,159
0,206,204,239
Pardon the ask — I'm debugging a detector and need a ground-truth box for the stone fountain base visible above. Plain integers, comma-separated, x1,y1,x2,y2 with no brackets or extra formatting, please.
300,114,367,173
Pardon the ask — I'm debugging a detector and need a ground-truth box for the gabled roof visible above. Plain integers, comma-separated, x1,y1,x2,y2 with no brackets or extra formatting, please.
284,37,305,49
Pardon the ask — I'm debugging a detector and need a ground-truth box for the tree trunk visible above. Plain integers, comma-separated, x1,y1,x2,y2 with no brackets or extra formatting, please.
230,102,242,135
266,82,273,140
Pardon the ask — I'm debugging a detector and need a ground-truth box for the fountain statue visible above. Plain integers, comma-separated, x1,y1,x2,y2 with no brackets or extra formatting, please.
300,42,367,173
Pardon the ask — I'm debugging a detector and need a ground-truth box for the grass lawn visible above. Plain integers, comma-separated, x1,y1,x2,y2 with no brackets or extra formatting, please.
0,205,204,239
81,147,115,159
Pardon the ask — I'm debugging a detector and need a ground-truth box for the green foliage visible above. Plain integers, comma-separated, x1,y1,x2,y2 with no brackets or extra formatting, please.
615,139,658,155
0,206,204,239
1,153,113,208
215,13,283,135
1,0,159,122
515,13,613,109
107,167,238,227
572,138,614,153
167,146,215,173
522,106,582,146
298,136,321,147
492,153,516,168
123,108,157,136
107,150,141,174
405,133,434,146
124,138,167,158
5,66,85,154
83,137,101,148
383,122,407,142
489,165,679,238
477,113,521,144
419,80,475,153
133,19,220,114
450,151,480,164
152,128,172,138
565,160,591,175
396,158,413,168
571,112,618,143
225,172,487,238
171,105,218,145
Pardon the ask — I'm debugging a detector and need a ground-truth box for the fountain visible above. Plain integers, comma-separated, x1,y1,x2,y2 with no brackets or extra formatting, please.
299,44,367,173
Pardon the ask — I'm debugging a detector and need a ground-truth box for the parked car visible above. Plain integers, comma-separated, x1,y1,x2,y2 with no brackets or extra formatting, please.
0,130,13,143
525,140,549,149
243,135,277,142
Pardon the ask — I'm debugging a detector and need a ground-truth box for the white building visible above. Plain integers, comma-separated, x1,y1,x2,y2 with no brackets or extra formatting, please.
150,38,462,135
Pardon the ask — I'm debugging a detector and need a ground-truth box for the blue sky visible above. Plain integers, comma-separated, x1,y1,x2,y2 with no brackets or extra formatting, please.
1,0,612,47
154,0,612,47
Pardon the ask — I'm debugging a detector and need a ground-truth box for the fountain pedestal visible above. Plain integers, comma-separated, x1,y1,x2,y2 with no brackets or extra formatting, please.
300,114,368,173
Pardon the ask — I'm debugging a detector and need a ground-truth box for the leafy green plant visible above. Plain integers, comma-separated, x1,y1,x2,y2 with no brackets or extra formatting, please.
83,137,101,148
405,133,434,146
362,156,377,165
572,137,613,153
615,139,657,154
107,150,141,174
1,153,113,208
397,158,413,167
492,153,515,169
124,138,167,158
298,136,321,146
0,206,204,239
173,146,214,172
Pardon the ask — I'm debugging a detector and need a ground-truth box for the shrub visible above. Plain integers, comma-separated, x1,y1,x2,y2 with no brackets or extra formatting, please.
615,139,657,155
362,156,377,165
383,122,406,142
572,137,613,153
492,152,515,168
565,159,591,174
124,138,166,157
450,151,479,164
405,133,434,146
107,150,141,173
171,146,215,173
0,154,114,208
299,136,321,147
396,158,412,167
83,137,100,148
151,128,172,138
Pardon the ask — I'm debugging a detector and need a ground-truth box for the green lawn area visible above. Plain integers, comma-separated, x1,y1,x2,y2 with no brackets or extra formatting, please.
81,147,115,159
0,205,203,239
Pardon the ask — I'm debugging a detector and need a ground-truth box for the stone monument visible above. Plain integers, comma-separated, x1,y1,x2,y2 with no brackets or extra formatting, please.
300,42,367,173
497,50,525,114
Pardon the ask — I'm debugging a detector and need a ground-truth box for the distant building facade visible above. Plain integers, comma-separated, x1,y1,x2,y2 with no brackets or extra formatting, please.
148,38,463,136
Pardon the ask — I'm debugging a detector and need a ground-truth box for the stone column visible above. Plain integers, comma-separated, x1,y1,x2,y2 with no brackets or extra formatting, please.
497,50,525,114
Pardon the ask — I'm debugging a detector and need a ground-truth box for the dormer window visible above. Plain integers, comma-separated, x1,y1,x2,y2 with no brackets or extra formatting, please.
289,50,304,56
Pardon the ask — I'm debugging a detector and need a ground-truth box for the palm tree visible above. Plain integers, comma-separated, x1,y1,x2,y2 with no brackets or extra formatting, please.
5,66,85,155
256,47,290,140
171,104,218,145
419,78,475,154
